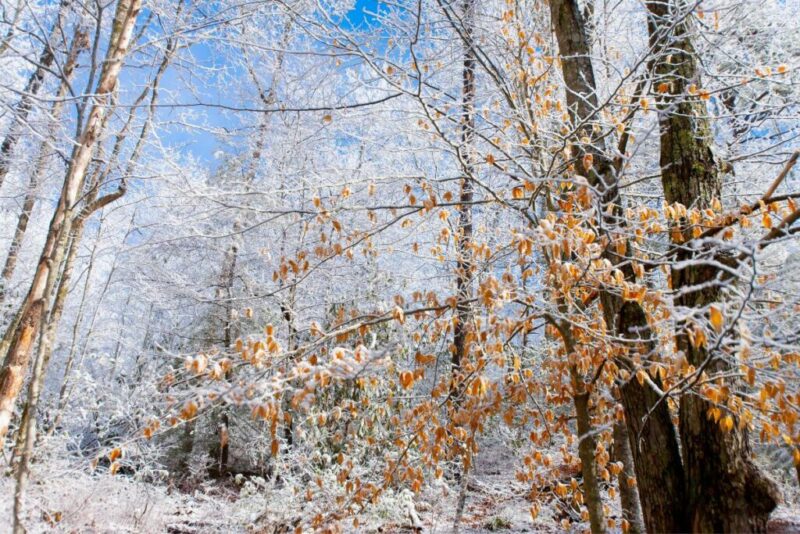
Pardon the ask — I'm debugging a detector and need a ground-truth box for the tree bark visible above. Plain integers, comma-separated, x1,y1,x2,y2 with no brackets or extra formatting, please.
452,0,476,387
574,389,606,533
645,0,780,530
547,0,686,530
612,420,645,534
0,0,142,443
445,4,478,512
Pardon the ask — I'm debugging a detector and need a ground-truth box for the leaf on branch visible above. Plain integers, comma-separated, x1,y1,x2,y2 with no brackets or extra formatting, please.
709,305,724,333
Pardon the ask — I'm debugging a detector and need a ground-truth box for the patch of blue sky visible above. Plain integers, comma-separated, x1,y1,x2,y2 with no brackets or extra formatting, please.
344,0,383,29
131,1,395,167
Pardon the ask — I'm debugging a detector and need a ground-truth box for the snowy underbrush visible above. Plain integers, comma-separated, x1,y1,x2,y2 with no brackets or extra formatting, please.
2,433,799,533
0,435,411,533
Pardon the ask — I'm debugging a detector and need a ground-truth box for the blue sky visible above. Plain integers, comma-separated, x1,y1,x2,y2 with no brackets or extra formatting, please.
345,0,382,28
153,0,385,168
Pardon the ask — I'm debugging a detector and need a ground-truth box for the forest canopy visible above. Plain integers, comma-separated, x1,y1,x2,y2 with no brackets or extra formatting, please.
0,0,798,532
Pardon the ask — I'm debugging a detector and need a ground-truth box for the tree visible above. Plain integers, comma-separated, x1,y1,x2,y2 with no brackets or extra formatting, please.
547,0,683,530
645,0,781,528
0,0,143,442
0,0,71,192
0,22,87,302
0,0,797,531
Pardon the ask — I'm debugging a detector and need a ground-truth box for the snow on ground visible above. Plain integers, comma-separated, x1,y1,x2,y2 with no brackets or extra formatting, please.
2,439,799,533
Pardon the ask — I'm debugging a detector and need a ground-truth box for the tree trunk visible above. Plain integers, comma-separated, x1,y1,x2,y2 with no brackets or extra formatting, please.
547,0,686,530
452,0,476,387
11,179,88,534
213,228,239,469
645,0,780,529
0,0,24,57
443,2,478,505
0,0,72,191
12,363,44,534
0,0,142,443
612,420,644,534
574,389,606,533
614,302,688,533
12,284,59,533
52,213,136,430
1,26,86,303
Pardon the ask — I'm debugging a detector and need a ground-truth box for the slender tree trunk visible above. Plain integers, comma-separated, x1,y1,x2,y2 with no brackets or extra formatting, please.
12,292,58,532
1,26,86,303
612,420,645,534
447,6,477,521
10,181,85,534
0,0,143,443
646,0,780,529
278,278,299,443
547,0,686,530
12,338,46,534
213,227,239,472
452,0,476,389
0,0,24,57
52,213,135,429
574,389,606,534
0,0,72,191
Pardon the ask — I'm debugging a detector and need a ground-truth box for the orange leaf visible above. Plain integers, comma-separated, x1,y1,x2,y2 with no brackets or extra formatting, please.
709,305,724,333
399,371,414,390
720,415,734,433
108,448,122,462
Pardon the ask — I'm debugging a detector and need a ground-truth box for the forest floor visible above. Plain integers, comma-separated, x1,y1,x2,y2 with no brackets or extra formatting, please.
2,440,800,533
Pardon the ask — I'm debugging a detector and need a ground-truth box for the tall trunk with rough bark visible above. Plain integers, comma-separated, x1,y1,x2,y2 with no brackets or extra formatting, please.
645,0,780,530
451,3,478,529
0,0,143,443
547,0,686,531
450,4,478,531
452,0,476,390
